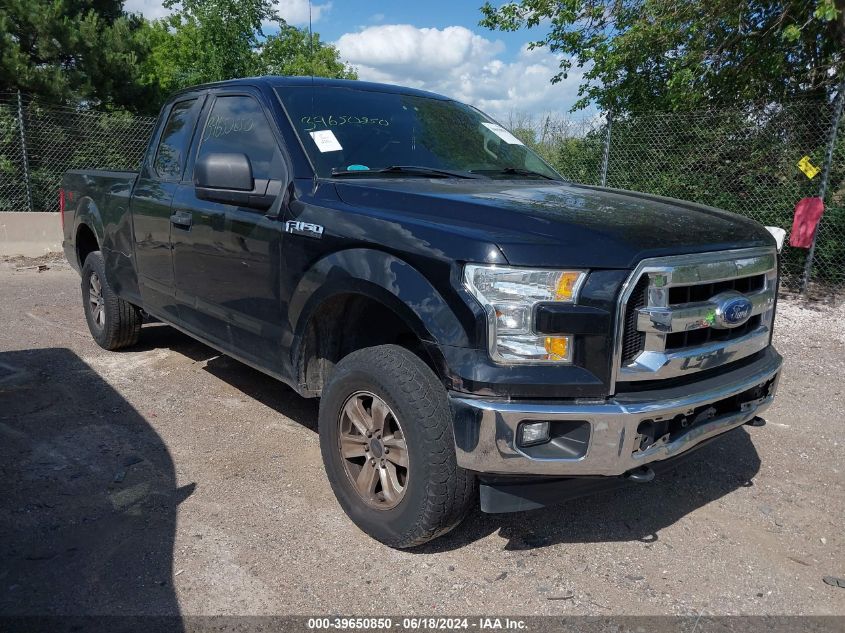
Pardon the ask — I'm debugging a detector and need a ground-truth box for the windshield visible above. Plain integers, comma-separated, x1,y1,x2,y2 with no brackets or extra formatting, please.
275,86,562,180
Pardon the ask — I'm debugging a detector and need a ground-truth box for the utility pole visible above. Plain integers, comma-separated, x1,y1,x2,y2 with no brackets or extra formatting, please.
600,110,613,187
16,90,34,212
801,78,845,295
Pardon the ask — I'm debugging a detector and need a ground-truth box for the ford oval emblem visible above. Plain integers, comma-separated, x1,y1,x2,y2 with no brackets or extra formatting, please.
713,293,753,328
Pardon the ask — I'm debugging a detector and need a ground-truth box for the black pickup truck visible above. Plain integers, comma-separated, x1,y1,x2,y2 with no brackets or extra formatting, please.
62,77,782,547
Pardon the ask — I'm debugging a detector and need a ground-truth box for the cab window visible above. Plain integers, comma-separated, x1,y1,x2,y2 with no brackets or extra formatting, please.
197,95,283,181
154,99,198,179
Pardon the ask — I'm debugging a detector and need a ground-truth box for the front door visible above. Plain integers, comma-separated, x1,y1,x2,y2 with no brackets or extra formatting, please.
131,96,204,321
172,91,288,371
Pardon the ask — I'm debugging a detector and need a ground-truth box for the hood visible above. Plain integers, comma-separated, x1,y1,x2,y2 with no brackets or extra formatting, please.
332,179,775,268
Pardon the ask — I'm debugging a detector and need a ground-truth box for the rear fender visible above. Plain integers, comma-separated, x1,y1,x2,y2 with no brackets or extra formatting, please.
73,197,105,265
73,196,140,302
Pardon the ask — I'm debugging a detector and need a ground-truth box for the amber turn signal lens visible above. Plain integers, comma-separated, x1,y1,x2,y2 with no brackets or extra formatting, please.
544,336,570,361
554,272,583,301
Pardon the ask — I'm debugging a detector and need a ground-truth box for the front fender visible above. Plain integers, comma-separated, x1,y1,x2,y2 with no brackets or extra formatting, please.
289,248,472,353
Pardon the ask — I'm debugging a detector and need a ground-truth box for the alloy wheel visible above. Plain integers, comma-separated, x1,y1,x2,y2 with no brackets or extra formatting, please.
88,272,105,329
337,391,409,510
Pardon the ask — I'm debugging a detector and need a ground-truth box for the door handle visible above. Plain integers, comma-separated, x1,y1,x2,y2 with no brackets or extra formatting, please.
170,210,193,229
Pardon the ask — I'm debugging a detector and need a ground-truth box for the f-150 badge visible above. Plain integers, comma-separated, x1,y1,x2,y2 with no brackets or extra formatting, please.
285,220,324,238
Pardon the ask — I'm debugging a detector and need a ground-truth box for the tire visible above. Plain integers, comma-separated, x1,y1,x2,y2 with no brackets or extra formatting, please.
319,344,476,548
81,251,142,350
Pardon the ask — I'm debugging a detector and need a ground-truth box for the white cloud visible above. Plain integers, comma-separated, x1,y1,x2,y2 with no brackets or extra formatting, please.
124,0,170,21
275,0,330,25
335,25,588,119
123,0,330,25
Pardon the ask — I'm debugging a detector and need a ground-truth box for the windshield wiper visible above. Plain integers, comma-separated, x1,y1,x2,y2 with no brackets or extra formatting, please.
331,165,481,179
470,167,558,180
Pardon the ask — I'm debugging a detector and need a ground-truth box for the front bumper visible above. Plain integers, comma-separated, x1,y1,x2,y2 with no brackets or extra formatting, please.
450,346,781,478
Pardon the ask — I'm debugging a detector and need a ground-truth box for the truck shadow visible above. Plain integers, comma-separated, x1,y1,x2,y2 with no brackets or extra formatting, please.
419,430,761,553
0,347,189,623
133,324,762,553
134,323,319,430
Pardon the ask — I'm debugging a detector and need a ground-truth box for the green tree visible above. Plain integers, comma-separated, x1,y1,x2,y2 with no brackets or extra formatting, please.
0,0,150,109
259,26,356,79
139,0,356,103
480,0,844,113
138,0,275,97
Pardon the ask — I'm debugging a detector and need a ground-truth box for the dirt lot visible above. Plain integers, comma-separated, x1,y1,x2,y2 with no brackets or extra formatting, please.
1,258,843,617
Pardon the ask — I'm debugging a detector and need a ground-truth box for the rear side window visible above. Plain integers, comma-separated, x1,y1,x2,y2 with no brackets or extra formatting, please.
197,95,282,181
154,99,198,179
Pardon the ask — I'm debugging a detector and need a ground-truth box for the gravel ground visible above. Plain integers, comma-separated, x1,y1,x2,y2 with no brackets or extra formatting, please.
0,258,843,616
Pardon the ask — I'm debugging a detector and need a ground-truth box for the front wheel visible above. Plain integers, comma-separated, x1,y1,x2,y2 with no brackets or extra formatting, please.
81,251,142,350
319,345,475,548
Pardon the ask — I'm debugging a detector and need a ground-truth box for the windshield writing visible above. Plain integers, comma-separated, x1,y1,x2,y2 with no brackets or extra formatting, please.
277,87,561,180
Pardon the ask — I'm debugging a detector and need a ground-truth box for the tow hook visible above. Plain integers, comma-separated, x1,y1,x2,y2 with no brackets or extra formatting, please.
745,416,766,427
624,465,656,483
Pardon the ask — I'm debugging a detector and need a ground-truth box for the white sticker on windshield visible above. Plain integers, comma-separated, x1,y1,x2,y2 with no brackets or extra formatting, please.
309,129,343,153
482,122,524,145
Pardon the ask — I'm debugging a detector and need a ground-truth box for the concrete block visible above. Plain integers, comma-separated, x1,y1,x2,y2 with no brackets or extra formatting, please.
0,212,63,257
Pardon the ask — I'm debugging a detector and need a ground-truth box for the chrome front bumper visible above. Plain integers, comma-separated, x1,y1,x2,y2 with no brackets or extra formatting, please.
450,347,782,477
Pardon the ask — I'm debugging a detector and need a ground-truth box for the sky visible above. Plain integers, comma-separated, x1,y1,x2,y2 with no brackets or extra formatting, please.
123,0,596,121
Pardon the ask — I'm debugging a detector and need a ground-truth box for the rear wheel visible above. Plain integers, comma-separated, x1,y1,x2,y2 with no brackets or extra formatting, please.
81,251,142,350
319,344,475,548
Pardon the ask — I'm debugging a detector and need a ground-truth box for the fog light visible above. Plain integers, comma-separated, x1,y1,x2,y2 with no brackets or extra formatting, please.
519,421,550,447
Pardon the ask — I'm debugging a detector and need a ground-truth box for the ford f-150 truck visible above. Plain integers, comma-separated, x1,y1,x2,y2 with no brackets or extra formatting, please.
62,77,782,548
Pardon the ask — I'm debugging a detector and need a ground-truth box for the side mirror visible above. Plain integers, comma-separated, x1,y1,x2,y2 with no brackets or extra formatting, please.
194,153,279,211
195,152,254,191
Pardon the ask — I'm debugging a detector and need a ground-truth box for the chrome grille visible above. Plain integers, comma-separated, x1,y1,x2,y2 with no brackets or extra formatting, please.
613,248,778,388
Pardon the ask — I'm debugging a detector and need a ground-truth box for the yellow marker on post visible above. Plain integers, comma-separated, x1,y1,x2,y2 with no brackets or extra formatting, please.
798,156,820,179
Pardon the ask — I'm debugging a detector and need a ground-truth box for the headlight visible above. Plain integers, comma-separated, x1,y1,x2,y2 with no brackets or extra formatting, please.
464,265,587,364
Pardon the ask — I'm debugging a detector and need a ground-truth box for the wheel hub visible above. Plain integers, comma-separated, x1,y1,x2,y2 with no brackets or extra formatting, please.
88,272,105,329
337,391,409,510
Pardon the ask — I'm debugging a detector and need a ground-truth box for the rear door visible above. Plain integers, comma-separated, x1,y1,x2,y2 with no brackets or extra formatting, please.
171,90,289,371
131,94,204,320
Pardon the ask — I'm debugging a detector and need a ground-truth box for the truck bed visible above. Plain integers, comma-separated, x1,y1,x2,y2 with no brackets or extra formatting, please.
61,169,139,298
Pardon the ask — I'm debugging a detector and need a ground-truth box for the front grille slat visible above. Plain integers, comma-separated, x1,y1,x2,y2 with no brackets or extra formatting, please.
668,275,765,304
667,314,762,350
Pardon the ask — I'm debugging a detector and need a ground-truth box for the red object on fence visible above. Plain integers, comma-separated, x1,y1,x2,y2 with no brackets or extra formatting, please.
789,197,825,248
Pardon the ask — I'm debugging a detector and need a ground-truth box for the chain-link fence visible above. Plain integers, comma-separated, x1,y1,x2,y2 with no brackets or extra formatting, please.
516,97,845,292
0,92,156,214
1,91,843,291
